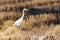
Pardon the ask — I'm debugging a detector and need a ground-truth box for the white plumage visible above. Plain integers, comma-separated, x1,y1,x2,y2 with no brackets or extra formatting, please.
13,8,28,27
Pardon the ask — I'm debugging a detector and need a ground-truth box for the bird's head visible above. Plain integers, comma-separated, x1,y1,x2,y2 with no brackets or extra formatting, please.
23,8,29,11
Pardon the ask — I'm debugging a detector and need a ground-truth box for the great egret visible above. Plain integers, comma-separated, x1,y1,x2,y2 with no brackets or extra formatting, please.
13,8,28,27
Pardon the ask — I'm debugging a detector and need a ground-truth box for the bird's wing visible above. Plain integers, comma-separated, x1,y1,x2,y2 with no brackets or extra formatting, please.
13,18,23,26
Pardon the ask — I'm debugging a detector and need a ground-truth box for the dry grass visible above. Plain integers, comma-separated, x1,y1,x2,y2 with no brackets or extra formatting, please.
20,14,56,30
0,0,59,11
0,0,59,40
0,13,59,40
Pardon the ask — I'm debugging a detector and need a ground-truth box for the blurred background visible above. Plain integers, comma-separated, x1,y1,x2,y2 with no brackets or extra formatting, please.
0,0,60,40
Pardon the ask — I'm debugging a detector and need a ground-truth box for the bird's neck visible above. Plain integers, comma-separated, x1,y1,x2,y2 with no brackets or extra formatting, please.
22,10,25,18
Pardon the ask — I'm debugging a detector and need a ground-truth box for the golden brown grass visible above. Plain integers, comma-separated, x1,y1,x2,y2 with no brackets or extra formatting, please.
0,13,59,40
0,0,59,11
0,0,59,40
20,14,56,30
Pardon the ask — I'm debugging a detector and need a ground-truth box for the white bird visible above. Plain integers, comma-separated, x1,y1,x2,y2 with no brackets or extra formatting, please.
13,8,28,27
